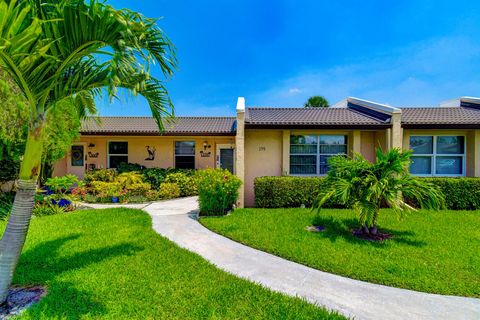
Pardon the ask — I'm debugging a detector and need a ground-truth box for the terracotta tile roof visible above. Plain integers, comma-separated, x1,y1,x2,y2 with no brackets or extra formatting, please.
81,116,237,135
245,107,389,127
401,107,480,127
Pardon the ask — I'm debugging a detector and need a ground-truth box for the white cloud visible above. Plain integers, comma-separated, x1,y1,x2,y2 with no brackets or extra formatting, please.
288,87,302,94
251,36,480,107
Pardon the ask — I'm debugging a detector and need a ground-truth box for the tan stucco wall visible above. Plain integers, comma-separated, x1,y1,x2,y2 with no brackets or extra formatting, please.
403,129,479,177
54,135,235,177
244,130,283,207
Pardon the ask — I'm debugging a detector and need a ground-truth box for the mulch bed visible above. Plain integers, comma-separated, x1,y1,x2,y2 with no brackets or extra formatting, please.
352,229,393,241
0,286,46,319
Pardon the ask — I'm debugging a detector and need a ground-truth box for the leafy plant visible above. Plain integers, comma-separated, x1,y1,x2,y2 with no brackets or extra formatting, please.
115,172,145,189
158,183,181,199
117,163,146,174
32,203,66,217
45,175,79,194
142,168,195,189
196,168,242,216
314,149,445,235
165,172,197,196
125,183,152,196
90,181,122,198
304,95,329,108
0,192,14,221
84,169,118,184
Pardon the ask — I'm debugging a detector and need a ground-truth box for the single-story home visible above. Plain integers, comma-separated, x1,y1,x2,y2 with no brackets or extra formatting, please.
54,96,480,207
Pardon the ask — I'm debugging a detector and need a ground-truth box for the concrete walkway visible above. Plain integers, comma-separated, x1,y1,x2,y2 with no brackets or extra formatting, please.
84,197,480,320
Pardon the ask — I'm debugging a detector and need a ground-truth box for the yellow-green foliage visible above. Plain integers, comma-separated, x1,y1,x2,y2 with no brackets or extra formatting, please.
158,183,180,199
115,172,144,189
90,181,122,198
126,182,151,196
196,168,242,216
165,172,197,196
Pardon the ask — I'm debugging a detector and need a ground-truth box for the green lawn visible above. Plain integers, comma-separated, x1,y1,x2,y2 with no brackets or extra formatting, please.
8,208,343,319
200,208,480,297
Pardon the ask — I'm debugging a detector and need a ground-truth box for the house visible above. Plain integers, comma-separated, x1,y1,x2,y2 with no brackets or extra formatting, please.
54,96,480,207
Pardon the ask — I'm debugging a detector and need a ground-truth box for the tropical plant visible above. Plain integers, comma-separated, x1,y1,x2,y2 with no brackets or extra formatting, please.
0,0,176,303
304,95,329,108
115,172,145,189
314,149,445,236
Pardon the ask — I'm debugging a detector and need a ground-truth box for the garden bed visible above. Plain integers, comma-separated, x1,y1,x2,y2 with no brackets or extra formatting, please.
200,208,480,297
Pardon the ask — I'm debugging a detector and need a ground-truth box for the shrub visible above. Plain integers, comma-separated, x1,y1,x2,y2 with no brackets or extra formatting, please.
84,169,117,184
165,172,197,197
90,181,122,198
196,168,242,216
158,183,181,199
0,192,14,220
33,203,66,217
142,168,195,189
115,172,145,189
145,190,162,201
417,178,480,210
255,176,480,210
45,174,79,194
254,176,338,208
117,162,145,173
126,182,151,196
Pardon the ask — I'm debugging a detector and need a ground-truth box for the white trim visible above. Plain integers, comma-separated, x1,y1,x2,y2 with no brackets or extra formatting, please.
107,140,128,169
409,135,466,177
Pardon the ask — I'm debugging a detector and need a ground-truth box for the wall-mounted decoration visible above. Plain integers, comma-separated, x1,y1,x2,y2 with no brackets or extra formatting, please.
145,146,156,161
88,151,99,158
88,143,96,148
258,146,266,151
200,141,211,157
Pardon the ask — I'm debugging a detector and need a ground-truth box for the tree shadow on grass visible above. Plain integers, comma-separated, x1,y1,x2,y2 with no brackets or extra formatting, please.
312,216,426,248
13,234,144,318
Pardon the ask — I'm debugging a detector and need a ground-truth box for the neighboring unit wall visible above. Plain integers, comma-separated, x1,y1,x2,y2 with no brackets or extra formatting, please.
53,135,235,176
244,130,283,207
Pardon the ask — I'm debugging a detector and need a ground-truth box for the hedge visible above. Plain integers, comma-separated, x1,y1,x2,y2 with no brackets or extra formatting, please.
254,176,480,210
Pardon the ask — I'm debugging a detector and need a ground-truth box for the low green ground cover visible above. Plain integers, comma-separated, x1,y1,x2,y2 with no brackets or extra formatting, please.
6,208,342,319
201,208,480,297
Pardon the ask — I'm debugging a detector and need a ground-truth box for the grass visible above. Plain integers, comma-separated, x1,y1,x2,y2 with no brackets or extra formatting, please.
5,208,343,319
200,208,480,297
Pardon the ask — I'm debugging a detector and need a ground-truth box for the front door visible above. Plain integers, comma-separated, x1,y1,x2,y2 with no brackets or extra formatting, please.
216,144,235,173
67,143,87,179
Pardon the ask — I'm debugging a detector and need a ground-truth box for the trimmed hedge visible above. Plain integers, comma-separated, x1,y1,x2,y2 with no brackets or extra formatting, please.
254,176,338,208
254,176,480,210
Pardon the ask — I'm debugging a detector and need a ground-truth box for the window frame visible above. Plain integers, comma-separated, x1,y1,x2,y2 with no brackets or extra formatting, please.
409,135,466,177
107,141,128,169
174,140,196,169
290,134,348,176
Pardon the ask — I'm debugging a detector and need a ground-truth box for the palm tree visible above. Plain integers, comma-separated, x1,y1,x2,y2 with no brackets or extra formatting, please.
0,0,176,303
314,149,445,236
304,95,329,108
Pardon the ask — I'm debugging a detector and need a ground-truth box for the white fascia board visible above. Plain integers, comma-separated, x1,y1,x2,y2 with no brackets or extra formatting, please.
440,96,480,107
347,97,401,114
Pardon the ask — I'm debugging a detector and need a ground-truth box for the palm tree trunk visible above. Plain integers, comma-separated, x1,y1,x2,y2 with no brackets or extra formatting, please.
370,209,379,235
0,129,43,304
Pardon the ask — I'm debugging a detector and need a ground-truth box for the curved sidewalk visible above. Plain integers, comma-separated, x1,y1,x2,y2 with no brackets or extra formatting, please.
85,197,480,320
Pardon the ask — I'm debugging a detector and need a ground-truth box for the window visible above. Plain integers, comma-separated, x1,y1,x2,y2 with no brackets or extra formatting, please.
410,136,465,176
290,135,347,175
175,141,195,169
108,141,128,169
71,145,84,167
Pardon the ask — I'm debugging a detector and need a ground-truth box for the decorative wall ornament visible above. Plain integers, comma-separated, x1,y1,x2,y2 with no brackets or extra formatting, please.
88,151,99,158
200,141,211,157
145,146,156,160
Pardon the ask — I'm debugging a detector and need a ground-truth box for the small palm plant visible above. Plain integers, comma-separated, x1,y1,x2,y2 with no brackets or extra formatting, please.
314,148,445,237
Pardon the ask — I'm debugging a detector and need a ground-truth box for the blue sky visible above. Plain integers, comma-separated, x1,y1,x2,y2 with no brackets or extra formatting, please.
98,0,480,116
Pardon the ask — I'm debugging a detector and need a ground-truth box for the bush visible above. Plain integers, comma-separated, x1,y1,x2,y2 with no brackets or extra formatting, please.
90,181,122,198
115,172,145,189
45,174,79,193
0,192,14,220
418,178,480,210
0,158,19,183
145,190,162,201
33,203,66,217
165,172,197,197
255,176,480,210
254,176,340,208
158,183,181,199
126,182,151,196
117,163,145,174
196,168,242,216
84,169,117,184
142,168,195,189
